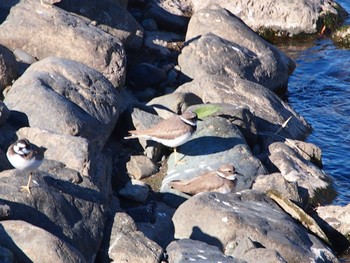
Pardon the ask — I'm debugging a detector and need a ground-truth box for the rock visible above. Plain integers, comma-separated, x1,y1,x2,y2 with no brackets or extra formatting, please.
228,237,286,263
0,156,111,261
252,173,305,207
316,204,350,240
147,92,203,119
0,44,19,92
285,138,323,167
136,201,175,248
268,142,335,204
0,246,13,263
161,112,267,206
185,5,295,92
118,179,150,203
0,220,86,263
4,57,123,149
0,203,11,219
191,0,347,38
172,190,339,263
167,239,243,263
188,103,257,148
0,1,126,86
176,75,311,140
127,63,167,88
107,212,164,263
144,30,184,56
126,155,159,180
56,0,144,49
145,0,191,31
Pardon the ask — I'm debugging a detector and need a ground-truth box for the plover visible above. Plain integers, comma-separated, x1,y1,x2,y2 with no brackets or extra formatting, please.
125,110,199,163
6,139,45,194
169,164,239,195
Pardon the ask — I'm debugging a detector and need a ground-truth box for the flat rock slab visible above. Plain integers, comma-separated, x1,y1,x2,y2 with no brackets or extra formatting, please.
184,5,295,92
161,114,267,206
4,57,123,148
0,220,86,263
172,190,338,263
176,75,311,140
0,0,126,86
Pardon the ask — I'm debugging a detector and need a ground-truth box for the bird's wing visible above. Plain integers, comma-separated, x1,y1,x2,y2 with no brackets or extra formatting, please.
128,116,192,139
170,173,225,195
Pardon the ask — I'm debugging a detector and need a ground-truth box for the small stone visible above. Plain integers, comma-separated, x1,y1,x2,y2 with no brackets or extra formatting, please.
118,179,150,203
126,155,158,180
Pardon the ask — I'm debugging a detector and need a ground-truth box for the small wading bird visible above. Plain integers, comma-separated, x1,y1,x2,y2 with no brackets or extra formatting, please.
125,111,200,164
6,139,45,194
169,164,239,195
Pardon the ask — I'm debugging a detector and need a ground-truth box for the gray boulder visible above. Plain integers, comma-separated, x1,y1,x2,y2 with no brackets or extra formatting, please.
268,142,335,203
176,75,311,139
106,212,164,263
191,0,346,37
184,5,295,92
0,0,126,86
172,190,339,263
161,112,267,206
0,220,86,263
4,57,123,149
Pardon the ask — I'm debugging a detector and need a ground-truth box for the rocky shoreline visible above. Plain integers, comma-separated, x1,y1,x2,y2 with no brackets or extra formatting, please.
0,0,350,262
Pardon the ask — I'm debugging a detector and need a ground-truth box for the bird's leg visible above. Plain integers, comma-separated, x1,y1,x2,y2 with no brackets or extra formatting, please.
174,147,186,166
20,172,32,194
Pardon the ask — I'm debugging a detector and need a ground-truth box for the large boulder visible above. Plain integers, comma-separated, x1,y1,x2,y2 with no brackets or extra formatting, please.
0,0,126,86
4,57,123,149
172,190,339,262
0,44,19,92
183,5,295,92
176,75,311,140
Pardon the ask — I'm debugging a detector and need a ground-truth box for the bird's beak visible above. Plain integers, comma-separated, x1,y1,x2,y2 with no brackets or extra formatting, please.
226,175,237,181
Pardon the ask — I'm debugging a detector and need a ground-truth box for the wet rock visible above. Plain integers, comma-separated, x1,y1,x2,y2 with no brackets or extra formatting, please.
161,113,267,206
191,0,347,37
176,75,311,140
268,142,335,204
107,212,164,263
185,5,295,92
285,139,323,167
4,57,123,149
0,1,126,86
172,190,339,263
118,179,150,203
126,155,159,180
147,92,203,119
0,44,19,92
167,239,243,263
0,220,86,263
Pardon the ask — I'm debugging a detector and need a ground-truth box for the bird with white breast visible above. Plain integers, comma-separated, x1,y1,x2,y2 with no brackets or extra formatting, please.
125,110,200,164
6,138,45,194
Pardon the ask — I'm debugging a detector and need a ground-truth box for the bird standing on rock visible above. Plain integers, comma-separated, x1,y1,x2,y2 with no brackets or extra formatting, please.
6,139,45,194
125,110,200,164
169,164,239,195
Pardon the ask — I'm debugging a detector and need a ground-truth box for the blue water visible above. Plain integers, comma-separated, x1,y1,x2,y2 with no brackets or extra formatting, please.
282,2,350,206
